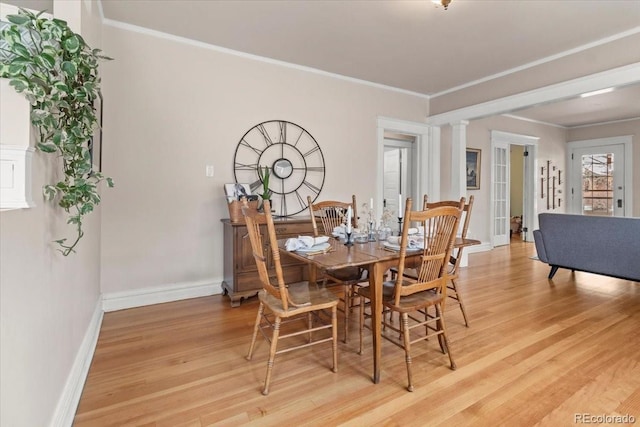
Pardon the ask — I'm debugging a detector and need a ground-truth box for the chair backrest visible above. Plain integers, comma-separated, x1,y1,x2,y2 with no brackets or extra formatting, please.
392,197,463,306
423,195,475,272
423,195,474,239
242,200,292,311
307,195,358,237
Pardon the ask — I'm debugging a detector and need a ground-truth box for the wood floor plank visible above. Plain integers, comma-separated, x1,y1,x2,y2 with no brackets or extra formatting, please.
74,240,640,426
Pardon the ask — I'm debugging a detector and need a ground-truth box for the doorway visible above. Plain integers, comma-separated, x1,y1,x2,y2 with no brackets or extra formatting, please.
383,135,415,219
490,131,539,247
568,136,633,217
376,117,437,226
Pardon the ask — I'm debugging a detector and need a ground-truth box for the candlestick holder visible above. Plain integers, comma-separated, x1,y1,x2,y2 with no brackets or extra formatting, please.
344,231,353,246
397,217,403,236
368,220,376,242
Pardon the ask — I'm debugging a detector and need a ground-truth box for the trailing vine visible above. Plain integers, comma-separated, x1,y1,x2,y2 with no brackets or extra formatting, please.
0,8,113,255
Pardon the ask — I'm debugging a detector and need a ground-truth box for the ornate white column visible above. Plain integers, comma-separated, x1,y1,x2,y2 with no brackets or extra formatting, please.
450,120,469,199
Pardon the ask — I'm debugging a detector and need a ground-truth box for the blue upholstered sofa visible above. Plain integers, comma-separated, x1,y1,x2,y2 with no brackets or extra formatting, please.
533,213,640,282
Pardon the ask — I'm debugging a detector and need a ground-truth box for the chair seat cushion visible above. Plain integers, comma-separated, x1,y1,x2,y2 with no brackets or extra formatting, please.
259,282,338,316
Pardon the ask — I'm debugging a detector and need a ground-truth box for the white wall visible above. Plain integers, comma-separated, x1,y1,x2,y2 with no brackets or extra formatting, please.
98,24,429,296
441,115,567,244
0,2,103,426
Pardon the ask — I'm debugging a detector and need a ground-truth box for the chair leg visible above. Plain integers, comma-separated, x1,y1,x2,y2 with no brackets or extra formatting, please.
437,303,456,370
343,284,351,343
358,291,365,355
435,305,447,354
401,312,414,392
262,316,281,395
332,306,338,373
246,302,264,361
450,279,470,327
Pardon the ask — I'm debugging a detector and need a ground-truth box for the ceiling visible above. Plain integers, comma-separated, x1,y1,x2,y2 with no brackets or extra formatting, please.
5,0,640,128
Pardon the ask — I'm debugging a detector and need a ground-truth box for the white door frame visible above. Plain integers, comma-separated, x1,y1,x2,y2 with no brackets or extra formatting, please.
376,117,436,217
567,135,633,217
383,138,415,218
491,131,539,245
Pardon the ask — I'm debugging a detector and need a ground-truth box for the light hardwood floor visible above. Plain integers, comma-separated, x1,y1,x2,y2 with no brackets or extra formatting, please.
74,240,640,426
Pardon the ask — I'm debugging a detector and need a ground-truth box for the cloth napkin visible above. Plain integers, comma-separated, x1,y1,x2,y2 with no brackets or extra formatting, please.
285,235,330,251
407,236,425,249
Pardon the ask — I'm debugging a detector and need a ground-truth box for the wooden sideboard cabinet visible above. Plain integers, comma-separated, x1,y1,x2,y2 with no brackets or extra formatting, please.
221,217,313,307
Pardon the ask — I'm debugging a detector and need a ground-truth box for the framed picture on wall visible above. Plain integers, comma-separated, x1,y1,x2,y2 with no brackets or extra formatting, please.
466,148,481,190
89,94,103,173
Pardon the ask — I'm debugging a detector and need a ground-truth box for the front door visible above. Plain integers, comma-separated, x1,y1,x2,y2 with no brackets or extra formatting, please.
569,144,625,217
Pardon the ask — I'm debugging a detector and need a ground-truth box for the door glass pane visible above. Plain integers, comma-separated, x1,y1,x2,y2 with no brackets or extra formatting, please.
581,153,613,216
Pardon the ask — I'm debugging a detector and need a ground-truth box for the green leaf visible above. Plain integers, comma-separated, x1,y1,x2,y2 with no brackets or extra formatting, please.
106,177,115,187
6,14,30,25
12,43,31,59
8,63,26,75
39,53,56,68
9,77,29,92
63,35,80,53
53,81,70,93
61,61,77,77
37,142,57,153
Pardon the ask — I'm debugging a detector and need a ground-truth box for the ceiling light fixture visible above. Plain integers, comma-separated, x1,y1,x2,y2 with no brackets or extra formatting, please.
580,87,614,98
432,0,452,10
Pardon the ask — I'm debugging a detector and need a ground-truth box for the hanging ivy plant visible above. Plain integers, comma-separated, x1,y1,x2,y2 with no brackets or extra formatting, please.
0,8,113,255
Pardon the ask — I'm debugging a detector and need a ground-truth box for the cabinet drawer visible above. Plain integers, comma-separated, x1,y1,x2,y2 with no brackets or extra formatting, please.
235,265,306,292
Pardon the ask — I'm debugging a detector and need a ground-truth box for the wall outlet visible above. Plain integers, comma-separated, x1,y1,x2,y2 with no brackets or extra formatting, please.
205,165,214,177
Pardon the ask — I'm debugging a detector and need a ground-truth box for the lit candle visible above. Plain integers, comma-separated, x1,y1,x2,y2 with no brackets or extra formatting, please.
346,206,352,233
398,194,403,218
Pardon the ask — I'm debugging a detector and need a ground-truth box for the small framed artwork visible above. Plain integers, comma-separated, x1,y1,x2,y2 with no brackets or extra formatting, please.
224,183,252,201
466,148,481,190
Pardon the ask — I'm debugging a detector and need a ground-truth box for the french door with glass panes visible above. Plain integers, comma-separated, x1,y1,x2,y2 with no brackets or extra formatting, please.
569,144,625,217
492,141,510,246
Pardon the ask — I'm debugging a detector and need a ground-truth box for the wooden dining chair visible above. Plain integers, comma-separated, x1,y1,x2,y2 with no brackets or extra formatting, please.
242,200,339,395
391,195,474,327
357,197,463,391
423,195,475,326
307,195,367,343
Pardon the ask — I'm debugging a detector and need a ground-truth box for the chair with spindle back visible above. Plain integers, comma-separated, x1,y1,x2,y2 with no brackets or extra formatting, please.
242,200,339,395
308,195,367,343
357,197,463,391
391,195,474,326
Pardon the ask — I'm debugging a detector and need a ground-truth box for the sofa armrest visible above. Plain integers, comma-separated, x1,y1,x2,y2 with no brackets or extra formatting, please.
533,230,548,263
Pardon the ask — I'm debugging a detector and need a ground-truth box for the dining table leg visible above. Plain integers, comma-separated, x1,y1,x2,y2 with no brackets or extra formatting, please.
369,262,384,383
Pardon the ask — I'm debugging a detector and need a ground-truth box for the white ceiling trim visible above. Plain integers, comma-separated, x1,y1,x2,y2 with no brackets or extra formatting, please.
102,18,431,100
502,114,567,130
568,116,640,129
426,62,640,126
431,26,640,99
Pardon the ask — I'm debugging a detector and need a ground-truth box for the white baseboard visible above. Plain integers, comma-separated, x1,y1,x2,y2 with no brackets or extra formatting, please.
460,241,492,267
102,279,223,312
465,242,492,254
49,299,103,427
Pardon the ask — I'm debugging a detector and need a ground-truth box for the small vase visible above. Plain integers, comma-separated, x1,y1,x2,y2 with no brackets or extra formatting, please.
257,198,270,212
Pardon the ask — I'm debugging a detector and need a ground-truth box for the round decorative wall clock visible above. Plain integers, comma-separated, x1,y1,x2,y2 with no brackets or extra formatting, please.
233,120,326,217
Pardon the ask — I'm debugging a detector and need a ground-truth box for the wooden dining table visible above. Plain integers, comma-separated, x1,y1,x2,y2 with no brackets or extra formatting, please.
278,236,480,384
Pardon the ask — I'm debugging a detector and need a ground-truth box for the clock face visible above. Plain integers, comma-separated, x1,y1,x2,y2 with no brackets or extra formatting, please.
233,120,326,217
